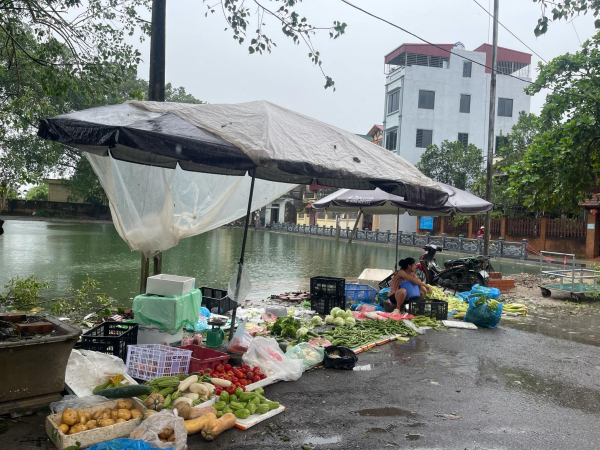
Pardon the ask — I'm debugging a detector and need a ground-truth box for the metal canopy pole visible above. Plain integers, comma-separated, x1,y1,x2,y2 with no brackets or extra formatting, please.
229,169,257,341
484,0,499,256
395,207,400,270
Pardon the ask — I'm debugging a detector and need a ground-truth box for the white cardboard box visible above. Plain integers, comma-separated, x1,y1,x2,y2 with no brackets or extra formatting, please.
136,325,183,345
146,274,195,296
358,268,393,290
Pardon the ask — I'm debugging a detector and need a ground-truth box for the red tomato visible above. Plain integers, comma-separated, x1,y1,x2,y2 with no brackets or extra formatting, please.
232,377,239,383
226,385,236,395
246,372,254,380
216,364,225,373
242,364,250,370
224,364,232,371
253,366,261,373
234,371,244,379
252,375,260,382
226,371,234,377
260,373,267,380
239,379,248,386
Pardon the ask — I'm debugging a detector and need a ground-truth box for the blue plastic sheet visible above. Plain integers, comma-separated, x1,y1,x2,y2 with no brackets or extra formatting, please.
464,296,503,328
185,306,213,332
470,284,501,300
88,438,173,450
377,288,391,307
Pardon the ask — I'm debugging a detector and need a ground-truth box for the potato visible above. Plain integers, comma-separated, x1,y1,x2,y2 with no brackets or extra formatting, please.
116,400,132,410
168,434,176,442
117,409,132,420
61,409,78,426
68,424,87,434
103,408,112,415
97,418,115,428
100,412,111,420
58,424,69,434
77,411,88,425
160,439,167,443
130,409,142,420
115,418,127,423
86,420,98,430
110,410,119,421
92,411,102,420
158,428,173,439
83,411,91,422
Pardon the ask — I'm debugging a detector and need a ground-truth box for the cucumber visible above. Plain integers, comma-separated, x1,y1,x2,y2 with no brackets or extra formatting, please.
95,384,152,399
307,331,319,338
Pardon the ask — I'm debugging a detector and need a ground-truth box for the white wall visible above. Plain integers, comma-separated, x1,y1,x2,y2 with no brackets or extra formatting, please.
384,49,530,167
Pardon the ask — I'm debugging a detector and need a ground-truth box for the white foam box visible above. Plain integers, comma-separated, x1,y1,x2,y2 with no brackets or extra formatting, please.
146,274,195,296
357,268,393,290
45,398,146,450
136,325,183,345
193,396,285,430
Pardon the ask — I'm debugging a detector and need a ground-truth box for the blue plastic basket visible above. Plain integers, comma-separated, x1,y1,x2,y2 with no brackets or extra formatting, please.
399,280,420,299
345,284,377,305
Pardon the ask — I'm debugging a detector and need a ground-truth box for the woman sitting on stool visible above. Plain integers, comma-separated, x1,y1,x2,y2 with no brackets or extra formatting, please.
385,257,431,313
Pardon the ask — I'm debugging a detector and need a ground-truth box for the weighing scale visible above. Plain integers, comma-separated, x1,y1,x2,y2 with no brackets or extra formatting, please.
205,317,227,348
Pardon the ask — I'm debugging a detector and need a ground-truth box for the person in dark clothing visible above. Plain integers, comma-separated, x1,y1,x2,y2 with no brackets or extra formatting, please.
0,219,4,236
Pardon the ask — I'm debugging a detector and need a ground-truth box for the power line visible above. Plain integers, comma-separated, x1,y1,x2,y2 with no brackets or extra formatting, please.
339,0,540,88
471,0,548,63
572,20,582,46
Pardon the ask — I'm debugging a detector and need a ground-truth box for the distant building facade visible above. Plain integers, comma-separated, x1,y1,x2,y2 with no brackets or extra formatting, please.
45,179,85,203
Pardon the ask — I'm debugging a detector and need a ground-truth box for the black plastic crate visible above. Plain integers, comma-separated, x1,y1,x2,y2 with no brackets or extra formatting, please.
408,300,449,321
81,322,138,361
201,286,235,314
310,295,345,315
310,276,345,298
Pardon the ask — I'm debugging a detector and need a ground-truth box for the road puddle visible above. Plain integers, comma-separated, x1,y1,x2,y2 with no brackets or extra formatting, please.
407,422,426,427
354,407,418,417
405,434,422,441
302,435,342,445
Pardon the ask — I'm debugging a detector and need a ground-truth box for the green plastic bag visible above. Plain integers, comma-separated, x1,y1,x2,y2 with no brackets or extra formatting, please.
132,289,202,334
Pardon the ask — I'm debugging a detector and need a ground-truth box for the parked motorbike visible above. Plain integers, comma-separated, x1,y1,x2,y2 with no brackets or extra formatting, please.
416,244,494,292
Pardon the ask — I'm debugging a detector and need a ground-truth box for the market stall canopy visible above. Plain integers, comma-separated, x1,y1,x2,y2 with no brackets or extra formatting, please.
38,100,448,207
312,183,493,216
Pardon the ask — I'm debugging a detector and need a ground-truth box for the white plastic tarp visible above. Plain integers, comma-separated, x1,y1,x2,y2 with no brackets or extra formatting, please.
88,154,294,255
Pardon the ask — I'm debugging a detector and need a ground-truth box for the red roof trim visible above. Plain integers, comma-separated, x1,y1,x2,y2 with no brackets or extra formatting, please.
473,44,532,74
385,43,454,65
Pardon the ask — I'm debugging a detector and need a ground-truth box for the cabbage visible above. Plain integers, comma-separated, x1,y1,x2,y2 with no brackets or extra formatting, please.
311,316,324,326
330,307,341,318
344,310,354,319
296,327,308,338
287,307,295,316
345,317,356,327
325,315,334,324
335,309,347,319
333,317,345,327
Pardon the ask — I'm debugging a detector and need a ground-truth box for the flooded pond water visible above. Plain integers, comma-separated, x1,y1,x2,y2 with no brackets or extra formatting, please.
0,220,538,307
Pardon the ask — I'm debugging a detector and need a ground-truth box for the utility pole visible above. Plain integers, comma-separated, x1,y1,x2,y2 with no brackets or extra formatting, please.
484,0,499,256
141,0,166,293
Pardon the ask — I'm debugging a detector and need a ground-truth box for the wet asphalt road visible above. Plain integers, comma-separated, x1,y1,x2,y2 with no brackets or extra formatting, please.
3,323,600,450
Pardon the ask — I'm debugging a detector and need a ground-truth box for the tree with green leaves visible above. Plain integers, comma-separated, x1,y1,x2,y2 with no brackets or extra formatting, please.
507,32,600,214
24,184,48,201
534,0,600,35
416,140,484,192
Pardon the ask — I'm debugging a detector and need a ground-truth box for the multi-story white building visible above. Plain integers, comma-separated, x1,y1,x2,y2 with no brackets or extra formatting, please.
382,42,531,166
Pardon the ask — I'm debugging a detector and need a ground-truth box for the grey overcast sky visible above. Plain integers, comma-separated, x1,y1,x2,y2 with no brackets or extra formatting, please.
131,0,596,134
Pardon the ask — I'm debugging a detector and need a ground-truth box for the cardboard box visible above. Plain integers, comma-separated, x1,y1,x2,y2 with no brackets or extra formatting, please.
146,274,195,296
45,398,146,450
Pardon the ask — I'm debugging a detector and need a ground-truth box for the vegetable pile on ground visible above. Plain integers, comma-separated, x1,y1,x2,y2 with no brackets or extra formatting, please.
208,364,268,390
410,315,440,328
425,285,449,300
447,297,469,319
320,318,417,348
502,303,529,316
140,374,217,411
325,307,356,328
55,399,142,435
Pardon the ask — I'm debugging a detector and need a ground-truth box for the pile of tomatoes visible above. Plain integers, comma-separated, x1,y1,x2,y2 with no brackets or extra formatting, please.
203,363,268,395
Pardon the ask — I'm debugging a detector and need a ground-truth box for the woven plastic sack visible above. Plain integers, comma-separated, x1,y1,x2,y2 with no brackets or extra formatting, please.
377,287,390,306
464,297,503,328
129,411,186,450
285,343,324,370
89,439,165,450
470,284,501,300
242,336,303,381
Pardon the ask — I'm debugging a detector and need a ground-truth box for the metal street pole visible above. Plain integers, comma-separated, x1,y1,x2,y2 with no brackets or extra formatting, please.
484,0,499,256
141,0,167,293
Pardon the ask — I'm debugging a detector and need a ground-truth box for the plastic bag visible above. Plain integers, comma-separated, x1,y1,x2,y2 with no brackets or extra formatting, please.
308,337,332,347
285,343,324,370
350,302,384,312
457,291,471,301
65,350,133,397
227,262,252,303
50,395,109,414
262,312,277,322
242,336,303,381
376,312,414,321
227,317,253,354
464,297,503,328
247,325,269,336
377,287,390,306
323,346,358,370
88,438,166,450
470,284,501,300
129,411,186,450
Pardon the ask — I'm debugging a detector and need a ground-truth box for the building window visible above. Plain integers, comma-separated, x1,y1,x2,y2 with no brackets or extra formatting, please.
385,129,398,151
459,94,471,113
458,133,469,147
387,90,400,114
317,212,325,219
495,136,509,154
416,129,433,148
498,98,513,117
418,90,435,110
463,61,472,78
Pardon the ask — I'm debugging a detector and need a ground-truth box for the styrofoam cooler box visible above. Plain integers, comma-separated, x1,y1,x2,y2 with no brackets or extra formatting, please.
136,324,183,345
146,274,195,296
358,268,393,290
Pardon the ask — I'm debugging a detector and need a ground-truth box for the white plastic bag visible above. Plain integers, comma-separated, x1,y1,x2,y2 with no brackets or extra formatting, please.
129,410,187,450
285,343,324,370
66,350,136,397
242,337,303,381
227,317,253,354
50,395,109,414
227,262,252,303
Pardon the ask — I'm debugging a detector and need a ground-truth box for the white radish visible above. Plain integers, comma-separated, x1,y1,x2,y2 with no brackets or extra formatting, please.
189,383,209,395
201,382,216,394
210,378,232,387
173,397,193,406
183,392,199,400
178,375,198,392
